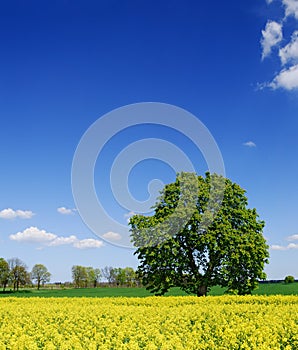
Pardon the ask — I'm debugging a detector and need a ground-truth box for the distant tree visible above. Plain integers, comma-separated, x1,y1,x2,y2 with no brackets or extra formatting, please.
111,268,126,286
0,258,10,291
123,267,136,287
284,275,295,284
93,268,102,286
72,265,88,288
86,267,101,287
31,264,51,290
108,267,136,287
101,266,114,285
8,258,30,291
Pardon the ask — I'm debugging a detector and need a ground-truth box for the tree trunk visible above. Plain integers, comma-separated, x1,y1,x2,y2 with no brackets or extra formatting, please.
37,280,40,290
197,285,207,297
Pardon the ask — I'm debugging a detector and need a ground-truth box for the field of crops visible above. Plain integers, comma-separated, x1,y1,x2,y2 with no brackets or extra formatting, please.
0,296,297,349
1,282,297,298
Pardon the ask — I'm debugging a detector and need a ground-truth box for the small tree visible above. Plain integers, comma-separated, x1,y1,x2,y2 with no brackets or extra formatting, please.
123,267,136,287
72,265,88,288
101,266,114,285
284,275,295,284
0,258,10,291
8,258,30,291
92,268,101,287
86,267,101,287
31,264,51,290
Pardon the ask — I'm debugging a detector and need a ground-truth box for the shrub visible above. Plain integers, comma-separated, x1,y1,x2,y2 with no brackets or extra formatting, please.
284,275,295,284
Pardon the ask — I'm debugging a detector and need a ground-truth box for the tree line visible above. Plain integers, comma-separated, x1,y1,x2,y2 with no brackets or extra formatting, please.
71,265,138,288
0,257,138,291
0,257,51,291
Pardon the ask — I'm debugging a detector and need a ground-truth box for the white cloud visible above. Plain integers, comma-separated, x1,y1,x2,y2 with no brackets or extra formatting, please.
73,239,104,249
271,244,287,250
48,235,78,246
102,231,122,241
279,31,298,65
10,227,56,243
9,226,103,249
243,141,257,147
288,242,298,249
268,64,298,90
271,243,298,250
261,21,283,60
57,207,76,215
287,234,298,240
0,208,35,219
283,0,298,19
266,0,273,4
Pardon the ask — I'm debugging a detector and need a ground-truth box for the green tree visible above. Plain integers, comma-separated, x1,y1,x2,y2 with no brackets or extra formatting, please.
110,268,126,286
8,258,30,291
86,267,101,287
109,267,136,286
72,265,88,288
284,275,295,284
0,258,10,291
123,267,136,287
130,172,269,296
31,264,51,290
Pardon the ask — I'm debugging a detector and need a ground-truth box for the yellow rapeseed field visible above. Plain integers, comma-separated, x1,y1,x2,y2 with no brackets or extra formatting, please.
0,295,297,349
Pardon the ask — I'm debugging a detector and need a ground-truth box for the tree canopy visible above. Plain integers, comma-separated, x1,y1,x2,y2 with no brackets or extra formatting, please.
31,264,51,290
130,172,269,296
8,258,30,291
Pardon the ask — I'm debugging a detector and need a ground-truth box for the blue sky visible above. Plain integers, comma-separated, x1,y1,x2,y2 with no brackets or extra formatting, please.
1,0,298,282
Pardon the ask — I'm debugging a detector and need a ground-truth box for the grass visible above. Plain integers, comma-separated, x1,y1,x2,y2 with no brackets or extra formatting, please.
0,282,297,298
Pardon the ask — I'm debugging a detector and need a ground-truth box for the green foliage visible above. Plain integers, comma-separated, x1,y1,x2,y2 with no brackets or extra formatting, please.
0,258,10,291
31,264,51,290
110,267,136,287
72,266,102,288
284,275,295,284
8,258,30,291
130,172,269,297
0,283,297,298
72,265,88,287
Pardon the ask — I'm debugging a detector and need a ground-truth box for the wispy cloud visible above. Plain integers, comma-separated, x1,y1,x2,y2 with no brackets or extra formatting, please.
243,141,257,147
279,31,298,65
271,244,287,250
282,0,298,20
102,231,122,241
0,208,35,220
47,235,78,246
268,64,298,90
261,21,283,60
287,233,298,241
271,233,298,250
271,243,298,250
73,239,104,249
57,207,77,215
260,1,298,90
9,226,103,249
